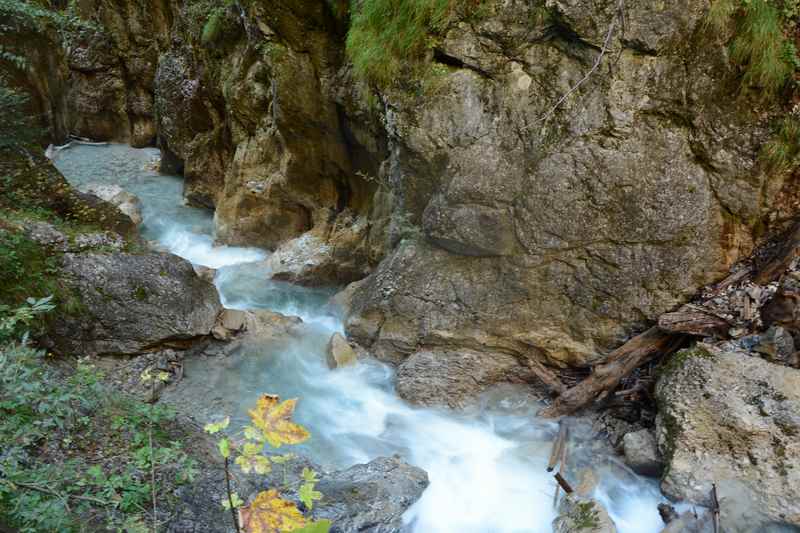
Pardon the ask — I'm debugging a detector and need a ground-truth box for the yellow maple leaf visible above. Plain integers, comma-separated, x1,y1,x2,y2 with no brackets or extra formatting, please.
248,394,310,448
239,489,307,533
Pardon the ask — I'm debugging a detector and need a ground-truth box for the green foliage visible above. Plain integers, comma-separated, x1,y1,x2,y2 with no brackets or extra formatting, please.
0,326,198,532
0,82,41,149
762,112,800,169
0,295,54,343
707,0,800,97
346,0,455,86
205,394,330,533
0,227,60,308
201,7,225,45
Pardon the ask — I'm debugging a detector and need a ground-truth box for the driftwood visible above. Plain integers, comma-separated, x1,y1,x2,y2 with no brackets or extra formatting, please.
710,483,720,533
553,472,573,494
755,221,800,285
529,357,566,396
540,327,686,418
547,421,568,472
658,305,730,338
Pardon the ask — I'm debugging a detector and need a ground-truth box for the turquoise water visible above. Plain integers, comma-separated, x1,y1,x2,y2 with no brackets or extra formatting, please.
54,144,670,533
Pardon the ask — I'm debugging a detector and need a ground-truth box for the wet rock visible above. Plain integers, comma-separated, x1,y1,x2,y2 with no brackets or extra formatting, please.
394,348,545,408
79,183,144,225
329,279,367,318
656,347,800,528
312,456,429,533
46,252,222,356
193,265,217,283
244,310,305,341
754,325,799,367
211,309,248,341
552,495,617,533
326,332,357,369
622,429,663,477
661,510,713,533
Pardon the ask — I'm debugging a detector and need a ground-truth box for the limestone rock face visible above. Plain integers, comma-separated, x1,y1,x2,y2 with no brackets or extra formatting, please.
344,0,785,390
656,348,800,529
47,252,222,356
313,456,429,533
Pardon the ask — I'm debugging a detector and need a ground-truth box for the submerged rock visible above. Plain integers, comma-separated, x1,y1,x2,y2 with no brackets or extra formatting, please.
313,456,429,533
46,252,221,356
656,347,800,529
552,495,617,533
326,332,357,369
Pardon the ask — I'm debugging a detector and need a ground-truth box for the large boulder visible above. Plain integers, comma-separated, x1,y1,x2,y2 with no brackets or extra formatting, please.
79,183,144,225
46,252,222,356
656,347,800,529
622,429,663,477
312,456,429,533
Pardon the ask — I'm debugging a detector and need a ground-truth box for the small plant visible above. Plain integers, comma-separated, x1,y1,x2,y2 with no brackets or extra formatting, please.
204,394,330,533
707,0,800,98
761,109,800,169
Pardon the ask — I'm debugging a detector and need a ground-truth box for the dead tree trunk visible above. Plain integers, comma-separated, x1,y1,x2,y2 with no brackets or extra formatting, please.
539,327,686,418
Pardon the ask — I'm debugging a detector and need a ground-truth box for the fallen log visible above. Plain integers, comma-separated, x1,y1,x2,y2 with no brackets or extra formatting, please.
528,357,566,396
657,305,730,338
547,421,568,472
539,327,686,418
755,220,800,285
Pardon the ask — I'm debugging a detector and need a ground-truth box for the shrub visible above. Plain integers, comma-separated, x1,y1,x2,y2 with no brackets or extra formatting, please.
346,0,455,86
707,0,800,98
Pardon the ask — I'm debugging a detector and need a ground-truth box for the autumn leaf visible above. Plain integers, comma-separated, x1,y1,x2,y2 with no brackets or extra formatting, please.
248,394,310,448
270,453,295,465
239,489,307,533
289,520,331,533
218,437,231,459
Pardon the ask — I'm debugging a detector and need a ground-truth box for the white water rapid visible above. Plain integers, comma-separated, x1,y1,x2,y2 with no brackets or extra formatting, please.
54,143,671,533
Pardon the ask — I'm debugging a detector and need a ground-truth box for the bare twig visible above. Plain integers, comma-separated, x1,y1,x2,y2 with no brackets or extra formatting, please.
534,0,624,125
150,378,158,533
224,457,241,532
553,472,574,494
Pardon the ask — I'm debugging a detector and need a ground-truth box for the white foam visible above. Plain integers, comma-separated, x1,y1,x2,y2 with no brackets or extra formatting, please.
158,227,267,269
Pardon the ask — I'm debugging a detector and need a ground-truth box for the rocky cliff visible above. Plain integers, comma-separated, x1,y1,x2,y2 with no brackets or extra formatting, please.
5,0,796,391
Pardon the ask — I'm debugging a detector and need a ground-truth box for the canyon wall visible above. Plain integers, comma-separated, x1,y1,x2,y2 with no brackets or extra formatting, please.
7,0,796,393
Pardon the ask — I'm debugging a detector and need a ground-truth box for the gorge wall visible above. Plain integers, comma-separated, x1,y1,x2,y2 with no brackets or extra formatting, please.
6,0,797,396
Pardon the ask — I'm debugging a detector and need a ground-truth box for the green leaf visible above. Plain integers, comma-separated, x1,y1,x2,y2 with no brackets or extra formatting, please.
204,417,230,434
290,519,332,533
221,492,244,510
218,437,231,459
301,467,318,483
270,453,295,465
298,482,322,510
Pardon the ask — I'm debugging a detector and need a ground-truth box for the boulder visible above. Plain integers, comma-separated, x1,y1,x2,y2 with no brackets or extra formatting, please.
244,310,305,341
211,309,248,341
326,332,357,369
621,429,663,477
656,347,800,529
552,495,617,533
312,456,429,533
46,252,222,356
754,325,799,367
80,183,144,225
394,348,546,408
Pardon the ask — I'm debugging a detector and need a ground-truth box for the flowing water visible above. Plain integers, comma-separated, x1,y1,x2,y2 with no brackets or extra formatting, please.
54,143,671,533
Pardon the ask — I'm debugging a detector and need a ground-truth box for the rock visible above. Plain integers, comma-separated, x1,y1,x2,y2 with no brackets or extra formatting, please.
326,332,357,369
211,309,248,341
661,511,713,533
312,456,429,533
79,183,144,225
552,495,617,533
329,279,367,318
46,252,222,356
193,265,217,283
394,348,547,408
263,216,373,286
621,429,663,477
754,325,799,367
244,310,305,341
656,347,800,529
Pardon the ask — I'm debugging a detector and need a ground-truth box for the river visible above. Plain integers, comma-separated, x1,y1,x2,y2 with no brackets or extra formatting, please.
54,143,669,533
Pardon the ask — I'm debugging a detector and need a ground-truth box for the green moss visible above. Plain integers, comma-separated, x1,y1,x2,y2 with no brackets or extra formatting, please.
761,114,800,170
657,345,714,381
132,287,147,301
570,500,600,530
201,7,225,46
